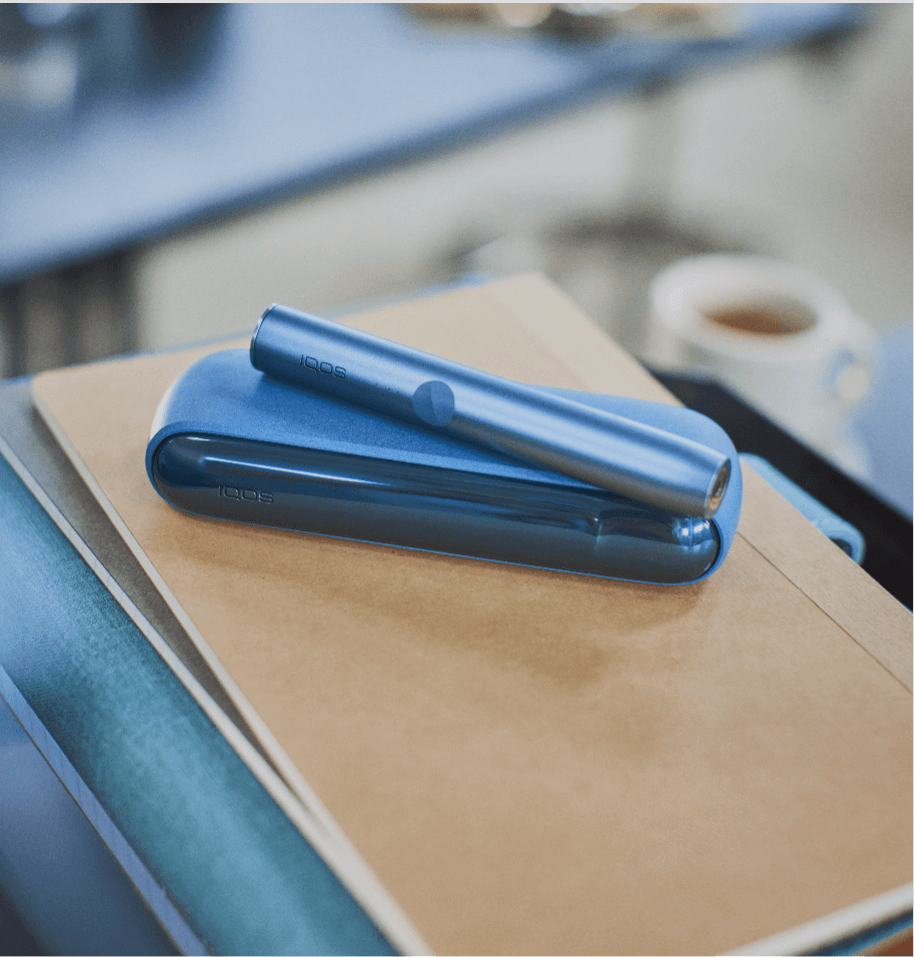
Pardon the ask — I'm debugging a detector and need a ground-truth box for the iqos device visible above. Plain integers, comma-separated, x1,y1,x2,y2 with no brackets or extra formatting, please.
250,305,731,519
146,351,742,585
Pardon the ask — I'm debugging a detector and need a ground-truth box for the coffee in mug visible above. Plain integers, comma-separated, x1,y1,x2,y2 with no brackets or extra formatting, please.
647,255,875,475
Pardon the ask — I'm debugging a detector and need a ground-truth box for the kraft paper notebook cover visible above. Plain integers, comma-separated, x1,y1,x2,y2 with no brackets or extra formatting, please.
32,275,912,956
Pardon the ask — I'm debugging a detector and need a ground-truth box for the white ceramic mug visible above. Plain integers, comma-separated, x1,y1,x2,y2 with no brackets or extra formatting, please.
647,255,876,473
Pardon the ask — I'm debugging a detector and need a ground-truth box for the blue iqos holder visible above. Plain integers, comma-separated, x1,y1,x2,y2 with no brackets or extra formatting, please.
146,350,741,585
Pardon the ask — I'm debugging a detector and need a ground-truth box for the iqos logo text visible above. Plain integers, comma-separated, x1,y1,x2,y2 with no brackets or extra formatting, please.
219,485,274,504
300,355,346,378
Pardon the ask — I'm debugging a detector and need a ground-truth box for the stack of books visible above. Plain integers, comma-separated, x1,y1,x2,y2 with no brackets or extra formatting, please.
1,275,910,954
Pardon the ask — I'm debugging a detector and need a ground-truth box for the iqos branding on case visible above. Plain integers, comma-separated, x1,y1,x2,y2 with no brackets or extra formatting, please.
219,485,274,504
300,354,346,378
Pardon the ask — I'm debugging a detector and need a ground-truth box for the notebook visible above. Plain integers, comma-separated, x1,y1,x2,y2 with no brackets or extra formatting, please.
32,274,912,955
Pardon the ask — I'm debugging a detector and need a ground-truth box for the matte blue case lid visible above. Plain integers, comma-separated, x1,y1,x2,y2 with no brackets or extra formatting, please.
146,350,741,582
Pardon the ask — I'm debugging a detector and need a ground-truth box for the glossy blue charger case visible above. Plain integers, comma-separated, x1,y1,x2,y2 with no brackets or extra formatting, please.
146,350,741,585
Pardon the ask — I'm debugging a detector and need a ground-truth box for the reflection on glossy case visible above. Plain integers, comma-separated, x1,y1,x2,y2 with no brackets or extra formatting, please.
146,350,741,585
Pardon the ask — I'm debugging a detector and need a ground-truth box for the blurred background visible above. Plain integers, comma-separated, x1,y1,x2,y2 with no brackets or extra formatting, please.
0,2,910,512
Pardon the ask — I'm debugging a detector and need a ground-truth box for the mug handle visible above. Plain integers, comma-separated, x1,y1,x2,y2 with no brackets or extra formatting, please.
828,315,876,412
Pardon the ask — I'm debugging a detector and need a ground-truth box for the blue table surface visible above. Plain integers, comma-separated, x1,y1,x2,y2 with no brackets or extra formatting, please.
0,3,859,285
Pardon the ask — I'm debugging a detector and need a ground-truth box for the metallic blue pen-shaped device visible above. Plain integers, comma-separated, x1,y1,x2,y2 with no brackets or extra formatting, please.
250,304,731,518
